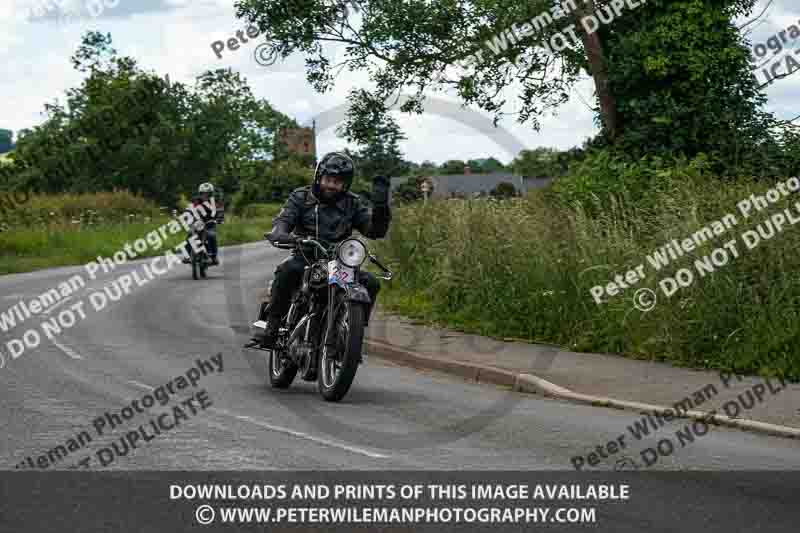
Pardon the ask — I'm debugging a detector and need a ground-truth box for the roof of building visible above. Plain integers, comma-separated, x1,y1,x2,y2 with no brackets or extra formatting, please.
391,173,553,194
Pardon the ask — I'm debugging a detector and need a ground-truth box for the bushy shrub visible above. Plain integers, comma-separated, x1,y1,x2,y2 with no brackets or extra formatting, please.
490,182,517,199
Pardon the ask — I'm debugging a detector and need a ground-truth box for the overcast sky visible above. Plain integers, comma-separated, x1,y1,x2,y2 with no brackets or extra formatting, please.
1,0,798,164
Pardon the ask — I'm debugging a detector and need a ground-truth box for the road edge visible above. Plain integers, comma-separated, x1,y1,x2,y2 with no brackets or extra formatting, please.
364,339,800,440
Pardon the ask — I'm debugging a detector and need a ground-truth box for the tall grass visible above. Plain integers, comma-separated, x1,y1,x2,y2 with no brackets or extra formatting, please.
0,214,275,275
0,190,165,230
374,160,800,379
0,192,280,274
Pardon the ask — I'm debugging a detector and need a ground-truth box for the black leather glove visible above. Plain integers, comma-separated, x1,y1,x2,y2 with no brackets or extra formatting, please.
372,175,390,205
265,223,293,243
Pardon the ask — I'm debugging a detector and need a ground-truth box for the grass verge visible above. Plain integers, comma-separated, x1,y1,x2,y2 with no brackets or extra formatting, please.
372,159,800,380
0,195,281,275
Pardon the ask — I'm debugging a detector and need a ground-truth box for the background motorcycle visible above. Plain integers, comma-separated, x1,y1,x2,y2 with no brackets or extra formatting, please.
187,220,213,280
245,235,393,402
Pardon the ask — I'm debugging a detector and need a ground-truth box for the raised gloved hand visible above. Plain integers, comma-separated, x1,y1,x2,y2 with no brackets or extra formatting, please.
372,175,390,205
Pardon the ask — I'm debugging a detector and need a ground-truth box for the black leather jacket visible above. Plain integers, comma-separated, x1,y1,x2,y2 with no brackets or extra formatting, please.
270,185,391,250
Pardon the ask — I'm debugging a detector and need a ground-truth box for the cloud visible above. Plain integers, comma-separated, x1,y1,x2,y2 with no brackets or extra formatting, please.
1,0,796,162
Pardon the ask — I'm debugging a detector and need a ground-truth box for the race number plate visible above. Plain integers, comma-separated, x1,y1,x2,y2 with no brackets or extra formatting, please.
328,260,354,287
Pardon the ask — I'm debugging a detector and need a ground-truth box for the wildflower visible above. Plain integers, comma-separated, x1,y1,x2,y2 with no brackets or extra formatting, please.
542,290,554,296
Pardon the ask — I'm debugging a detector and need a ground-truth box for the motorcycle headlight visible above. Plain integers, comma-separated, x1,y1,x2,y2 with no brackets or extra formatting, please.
337,238,367,268
192,220,205,232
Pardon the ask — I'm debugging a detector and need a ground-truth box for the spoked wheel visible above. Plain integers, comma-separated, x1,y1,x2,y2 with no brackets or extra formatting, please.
318,298,366,402
199,253,208,278
268,346,298,389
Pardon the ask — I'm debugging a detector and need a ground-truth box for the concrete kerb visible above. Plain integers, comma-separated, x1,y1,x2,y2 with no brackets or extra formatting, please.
365,339,800,440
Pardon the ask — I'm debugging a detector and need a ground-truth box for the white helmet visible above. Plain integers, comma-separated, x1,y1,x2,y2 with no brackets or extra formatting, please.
198,182,215,194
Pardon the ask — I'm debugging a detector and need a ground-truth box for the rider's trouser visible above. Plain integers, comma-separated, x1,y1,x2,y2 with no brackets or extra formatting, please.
205,227,218,257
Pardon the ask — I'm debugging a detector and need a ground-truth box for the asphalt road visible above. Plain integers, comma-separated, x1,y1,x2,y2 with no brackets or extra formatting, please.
1,241,797,473
2,242,800,531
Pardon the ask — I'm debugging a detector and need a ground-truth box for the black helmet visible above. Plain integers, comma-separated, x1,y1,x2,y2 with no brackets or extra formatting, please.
313,152,355,200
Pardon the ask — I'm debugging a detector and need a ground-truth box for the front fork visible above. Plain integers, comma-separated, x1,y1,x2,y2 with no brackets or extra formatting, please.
322,281,372,350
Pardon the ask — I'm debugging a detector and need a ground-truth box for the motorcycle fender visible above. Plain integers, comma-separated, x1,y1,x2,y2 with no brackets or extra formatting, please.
344,283,372,304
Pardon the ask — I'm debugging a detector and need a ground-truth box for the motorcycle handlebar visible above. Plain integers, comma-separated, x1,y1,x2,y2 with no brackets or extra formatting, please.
265,235,328,255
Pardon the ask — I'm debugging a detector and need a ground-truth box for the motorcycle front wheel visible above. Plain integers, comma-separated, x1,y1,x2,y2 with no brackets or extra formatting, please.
318,298,366,402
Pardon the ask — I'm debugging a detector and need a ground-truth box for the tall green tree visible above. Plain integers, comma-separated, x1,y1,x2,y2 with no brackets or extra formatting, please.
338,89,410,182
511,147,558,178
481,157,506,172
411,160,440,175
441,160,468,175
192,68,298,193
601,0,774,176
235,0,773,176
10,32,295,206
511,146,585,178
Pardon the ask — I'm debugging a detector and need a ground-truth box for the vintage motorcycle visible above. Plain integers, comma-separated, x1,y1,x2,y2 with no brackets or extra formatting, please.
186,220,214,280
245,235,393,402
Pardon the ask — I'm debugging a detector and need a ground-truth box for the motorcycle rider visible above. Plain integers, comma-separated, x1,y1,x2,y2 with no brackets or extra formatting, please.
258,151,392,348
182,182,223,266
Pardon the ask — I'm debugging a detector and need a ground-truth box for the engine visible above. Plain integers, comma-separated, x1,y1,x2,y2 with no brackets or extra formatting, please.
308,261,328,290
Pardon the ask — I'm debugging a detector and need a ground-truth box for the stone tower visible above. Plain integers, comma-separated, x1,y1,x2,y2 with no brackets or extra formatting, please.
276,122,317,167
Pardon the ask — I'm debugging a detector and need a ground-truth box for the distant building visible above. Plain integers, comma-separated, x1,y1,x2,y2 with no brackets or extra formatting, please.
0,129,13,154
390,172,553,198
275,123,317,166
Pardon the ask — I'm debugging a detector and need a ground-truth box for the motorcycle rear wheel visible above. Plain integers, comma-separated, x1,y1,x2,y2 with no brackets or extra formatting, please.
191,250,199,280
